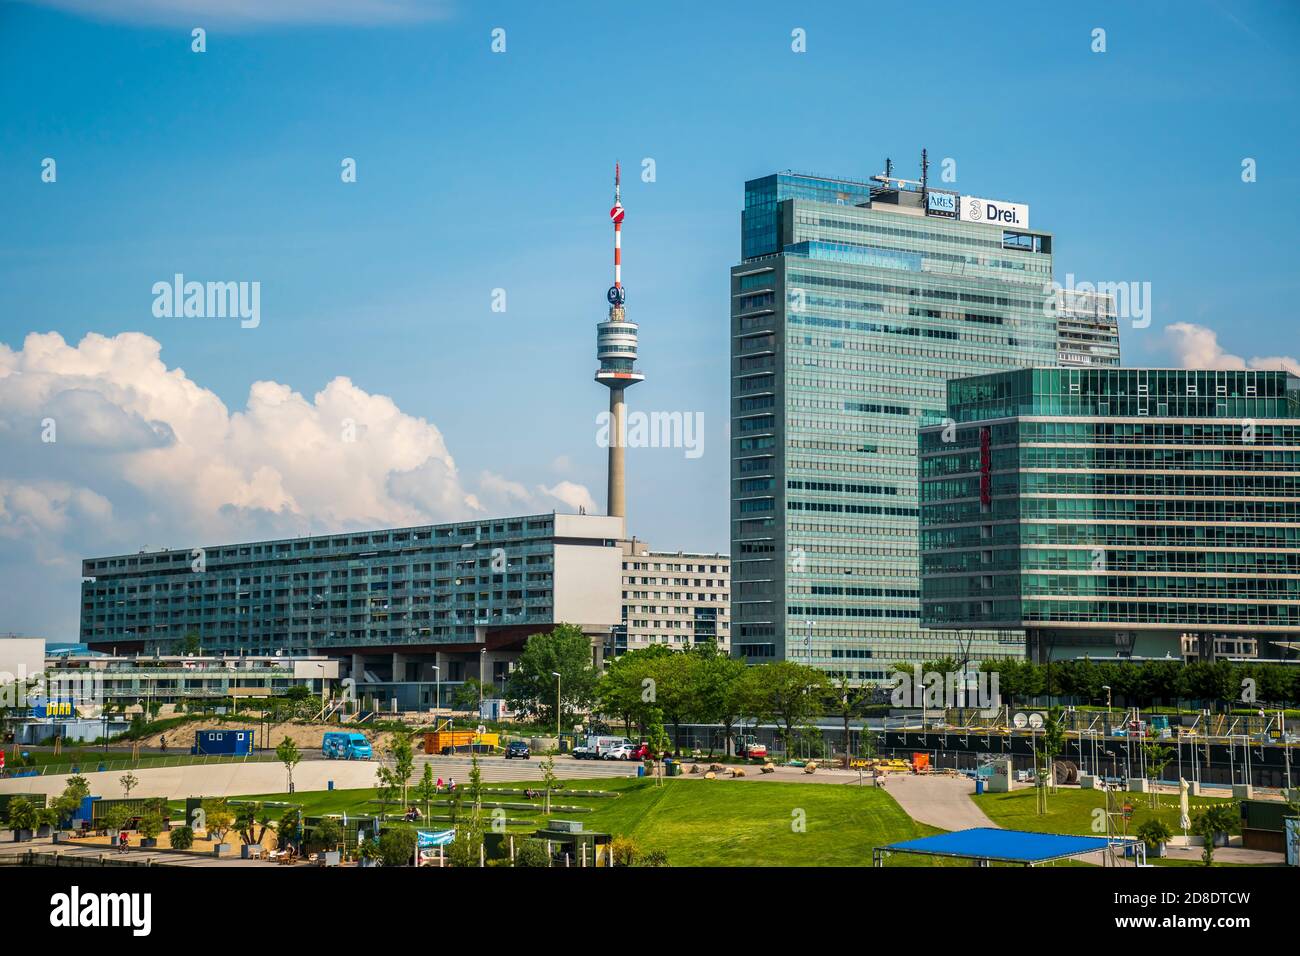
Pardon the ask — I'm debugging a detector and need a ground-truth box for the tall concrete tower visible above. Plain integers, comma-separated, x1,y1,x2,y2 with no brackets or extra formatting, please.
594,163,644,519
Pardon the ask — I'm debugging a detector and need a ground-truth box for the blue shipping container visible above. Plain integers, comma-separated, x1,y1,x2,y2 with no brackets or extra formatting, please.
192,729,256,756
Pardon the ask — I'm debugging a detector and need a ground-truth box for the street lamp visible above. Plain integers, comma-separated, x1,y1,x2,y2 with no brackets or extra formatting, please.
552,671,562,751
1101,685,1112,731
479,648,487,717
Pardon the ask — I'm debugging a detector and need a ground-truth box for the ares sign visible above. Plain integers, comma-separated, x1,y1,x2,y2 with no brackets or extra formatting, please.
961,195,1030,229
925,190,958,218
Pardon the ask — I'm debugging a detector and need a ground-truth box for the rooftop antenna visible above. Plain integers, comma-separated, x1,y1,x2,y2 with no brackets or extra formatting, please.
920,148,929,201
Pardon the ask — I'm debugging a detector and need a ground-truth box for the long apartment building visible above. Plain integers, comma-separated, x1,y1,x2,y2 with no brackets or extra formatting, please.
80,512,625,697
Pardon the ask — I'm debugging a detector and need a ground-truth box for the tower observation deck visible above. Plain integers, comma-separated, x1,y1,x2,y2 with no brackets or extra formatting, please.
595,163,644,519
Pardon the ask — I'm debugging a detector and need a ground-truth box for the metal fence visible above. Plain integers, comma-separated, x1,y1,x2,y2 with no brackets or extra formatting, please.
0,751,283,779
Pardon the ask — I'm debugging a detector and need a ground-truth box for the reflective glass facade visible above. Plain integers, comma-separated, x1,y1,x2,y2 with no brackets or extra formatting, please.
731,173,1058,679
919,368,1300,659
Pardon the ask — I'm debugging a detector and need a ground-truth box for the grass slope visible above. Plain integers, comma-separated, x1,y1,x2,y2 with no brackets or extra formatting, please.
214,776,941,866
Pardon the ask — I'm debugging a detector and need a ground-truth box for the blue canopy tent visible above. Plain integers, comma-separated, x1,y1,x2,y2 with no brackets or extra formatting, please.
874,827,1142,867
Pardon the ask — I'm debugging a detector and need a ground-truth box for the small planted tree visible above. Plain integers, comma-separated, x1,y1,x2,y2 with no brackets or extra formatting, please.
119,772,139,799
540,754,562,814
415,763,437,820
276,737,301,793
1143,742,1174,809
202,798,235,847
168,825,194,850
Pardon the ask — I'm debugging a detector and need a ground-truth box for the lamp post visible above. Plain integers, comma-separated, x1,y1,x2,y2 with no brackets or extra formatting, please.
552,671,562,751
1101,685,1112,734
431,665,440,720
479,648,487,717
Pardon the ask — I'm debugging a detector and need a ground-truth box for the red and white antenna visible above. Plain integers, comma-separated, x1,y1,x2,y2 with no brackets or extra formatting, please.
609,162,625,302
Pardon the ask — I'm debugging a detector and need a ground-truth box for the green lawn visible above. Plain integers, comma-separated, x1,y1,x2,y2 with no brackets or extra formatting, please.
210,775,945,866
972,786,1231,838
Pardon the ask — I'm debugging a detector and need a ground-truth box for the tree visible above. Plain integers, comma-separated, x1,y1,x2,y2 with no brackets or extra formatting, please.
308,817,342,854
138,810,164,842
826,675,868,762
750,661,830,755
685,647,747,756
539,754,562,813
644,650,699,755
452,678,496,714
276,736,301,792
415,763,438,819
276,809,300,850
379,733,415,809
119,772,139,798
179,630,202,655
202,798,235,845
1143,742,1174,809
644,709,672,786
236,802,272,847
504,623,599,727
53,775,91,824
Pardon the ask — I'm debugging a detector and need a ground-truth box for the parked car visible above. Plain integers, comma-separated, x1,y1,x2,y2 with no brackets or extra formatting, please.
603,744,635,760
504,740,531,760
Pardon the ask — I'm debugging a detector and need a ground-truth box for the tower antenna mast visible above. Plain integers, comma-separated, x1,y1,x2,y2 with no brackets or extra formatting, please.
594,161,644,520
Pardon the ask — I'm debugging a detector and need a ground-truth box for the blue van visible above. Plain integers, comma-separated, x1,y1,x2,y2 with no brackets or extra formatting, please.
322,732,372,760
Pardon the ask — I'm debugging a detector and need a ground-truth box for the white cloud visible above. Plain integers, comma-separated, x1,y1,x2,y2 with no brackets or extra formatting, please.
1165,322,1300,375
21,0,453,28
0,331,596,638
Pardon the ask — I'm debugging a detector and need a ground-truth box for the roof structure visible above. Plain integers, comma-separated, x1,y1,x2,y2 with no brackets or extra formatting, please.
875,828,1139,867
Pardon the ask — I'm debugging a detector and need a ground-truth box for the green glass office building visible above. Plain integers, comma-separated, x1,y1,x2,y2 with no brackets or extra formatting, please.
730,171,1058,679
919,368,1300,661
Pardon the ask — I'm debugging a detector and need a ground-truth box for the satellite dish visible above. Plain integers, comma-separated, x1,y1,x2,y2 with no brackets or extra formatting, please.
1012,713,1028,729
1028,713,1045,730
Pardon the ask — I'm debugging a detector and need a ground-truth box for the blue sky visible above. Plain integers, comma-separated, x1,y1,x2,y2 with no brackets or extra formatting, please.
1,0,1298,639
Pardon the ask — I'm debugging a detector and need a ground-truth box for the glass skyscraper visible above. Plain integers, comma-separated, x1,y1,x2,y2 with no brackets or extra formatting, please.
918,368,1300,661
730,171,1058,679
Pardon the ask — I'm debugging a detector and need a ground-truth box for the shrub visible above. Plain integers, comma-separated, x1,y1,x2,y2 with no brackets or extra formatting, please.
307,817,342,853
610,835,639,867
514,838,550,867
1135,819,1172,848
276,810,300,849
5,797,39,833
169,826,194,850
377,827,418,867
639,848,669,867
138,813,164,840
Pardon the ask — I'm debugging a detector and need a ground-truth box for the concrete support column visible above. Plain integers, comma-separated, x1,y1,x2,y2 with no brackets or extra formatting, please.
351,653,365,683
392,652,408,683
607,387,626,519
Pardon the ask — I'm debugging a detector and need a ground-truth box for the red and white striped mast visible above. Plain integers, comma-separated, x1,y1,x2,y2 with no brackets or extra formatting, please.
611,162,625,296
